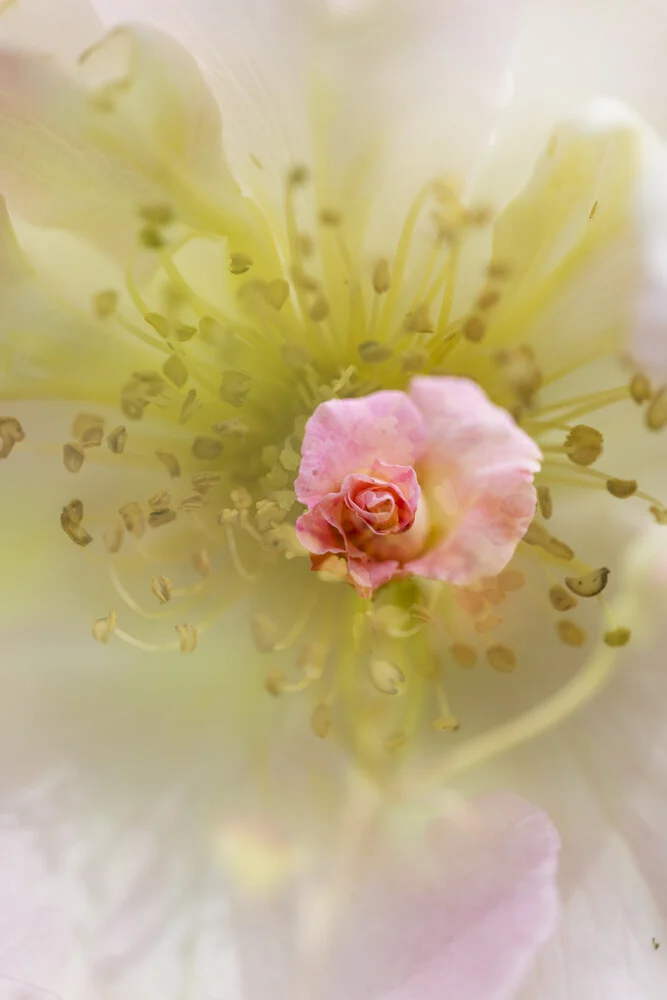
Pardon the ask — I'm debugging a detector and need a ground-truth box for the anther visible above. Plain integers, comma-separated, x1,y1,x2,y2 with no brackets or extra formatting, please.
474,613,503,633
401,348,429,373
144,312,171,338
486,645,517,673
107,425,127,454
252,613,278,653
162,354,189,388
537,485,553,519
139,203,174,226
175,323,197,342
231,487,253,510
309,295,330,322
564,425,603,466
264,279,290,310
630,373,651,404
73,413,104,446
310,704,331,739
319,208,342,226
61,499,93,547
451,643,477,668
296,641,327,680
463,315,486,343
358,341,393,364
404,303,433,334
603,627,631,647
156,451,181,478
178,493,206,513
498,568,525,591
180,389,203,424
149,490,172,511
192,437,224,461
92,610,117,644
149,508,177,528
220,371,252,408
104,523,124,553
63,442,85,473
649,506,667,524
192,471,222,493
368,659,406,696
432,715,461,732
645,386,667,431
556,620,586,647
606,478,638,499
549,585,577,612
477,288,501,310
0,417,24,459
212,419,249,440
119,501,146,538
373,259,391,294
175,624,198,653
139,225,165,250
288,165,309,186
151,575,173,605
229,252,253,275
192,549,211,577
93,289,118,318
565,567,610,597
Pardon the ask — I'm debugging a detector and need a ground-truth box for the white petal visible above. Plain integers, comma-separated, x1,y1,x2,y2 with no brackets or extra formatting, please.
477,100,667,378
0,0,102,62
86,0,525,251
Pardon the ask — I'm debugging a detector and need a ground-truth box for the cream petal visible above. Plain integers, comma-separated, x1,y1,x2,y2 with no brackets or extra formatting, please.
471,101,667,380
0,26,268,262
0,200,157,402
0,0,102,63
86,0,525,252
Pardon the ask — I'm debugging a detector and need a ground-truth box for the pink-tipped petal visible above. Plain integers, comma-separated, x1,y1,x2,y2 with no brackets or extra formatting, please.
295,392,426,507
407,377,541,583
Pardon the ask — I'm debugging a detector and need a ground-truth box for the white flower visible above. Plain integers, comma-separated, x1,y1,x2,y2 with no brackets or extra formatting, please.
1,1,667,998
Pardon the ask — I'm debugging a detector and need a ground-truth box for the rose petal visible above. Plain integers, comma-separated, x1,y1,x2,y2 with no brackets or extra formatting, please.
295,392,426,507
406,376,541,584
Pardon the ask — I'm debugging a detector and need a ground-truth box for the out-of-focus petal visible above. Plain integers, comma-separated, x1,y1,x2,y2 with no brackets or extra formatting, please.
0,26,268,261
86,0,525,252
295,392,425,507
476,101,667,379
229,792,559,1000
0,0,102,62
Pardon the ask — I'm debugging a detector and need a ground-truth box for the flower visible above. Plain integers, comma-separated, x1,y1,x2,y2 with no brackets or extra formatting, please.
295,379,541,595
1,0,667,998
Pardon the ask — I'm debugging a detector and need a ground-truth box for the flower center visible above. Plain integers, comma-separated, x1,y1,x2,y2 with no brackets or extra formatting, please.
5,129,667,771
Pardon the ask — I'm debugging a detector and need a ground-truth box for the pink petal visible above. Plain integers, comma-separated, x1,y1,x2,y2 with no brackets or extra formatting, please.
406,377,541,584
295,392,426,507
231,793,560,1000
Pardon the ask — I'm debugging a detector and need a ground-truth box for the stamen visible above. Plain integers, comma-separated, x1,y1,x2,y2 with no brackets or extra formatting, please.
565,567,610,598
92,610,117,644
486,645,517,673
106,425,127,454
156,451,181,478
630,373,651,404
646,386,667,431
549,585,578,612
310,703,332,739
61,499,93,547
0,417,24,459
537,485,553,519
556,620,586,646
63,442,85,473
450,643,477,668
151,575,173,605
368,659,406,696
